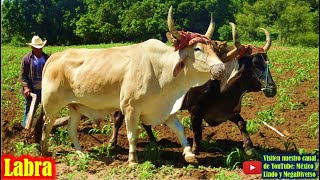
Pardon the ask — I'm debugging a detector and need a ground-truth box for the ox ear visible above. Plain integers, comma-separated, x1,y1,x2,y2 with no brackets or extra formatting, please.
166,32,178,44
173,58,186,77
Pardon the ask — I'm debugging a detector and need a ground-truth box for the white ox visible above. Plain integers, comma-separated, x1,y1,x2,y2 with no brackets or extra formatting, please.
40,7,235,165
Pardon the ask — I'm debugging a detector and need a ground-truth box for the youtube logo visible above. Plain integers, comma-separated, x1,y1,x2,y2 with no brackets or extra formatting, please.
243,161,262,174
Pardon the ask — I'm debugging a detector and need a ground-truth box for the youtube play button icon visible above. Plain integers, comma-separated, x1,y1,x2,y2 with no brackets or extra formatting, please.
243,161,262,174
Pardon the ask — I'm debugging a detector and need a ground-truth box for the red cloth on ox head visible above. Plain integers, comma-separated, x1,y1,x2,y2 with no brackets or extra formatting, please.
173,31,212,51
238,45,266,59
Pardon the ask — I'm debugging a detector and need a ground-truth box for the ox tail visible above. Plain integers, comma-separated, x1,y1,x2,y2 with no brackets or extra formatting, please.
34,105,44,144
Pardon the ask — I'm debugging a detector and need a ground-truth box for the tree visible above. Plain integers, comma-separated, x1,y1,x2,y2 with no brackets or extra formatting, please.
236,0,319,46
75,0,122,44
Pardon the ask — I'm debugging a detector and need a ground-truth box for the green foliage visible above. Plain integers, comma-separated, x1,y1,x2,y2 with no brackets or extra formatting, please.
92,143,112,156
214,170,241,180
200,139,224,153
14,142,40,156
236,0,319,46
140,142,162,162
218,23,232,41
6,0,317,45
139,128,159,140
88,124,112,135
276,137,298,152
246,107,285,134
104,161,157,179
62,152,92,171
138,161,157,180
48,127,71,146
225,148,252,170
307,113,319,139
181,116,192,130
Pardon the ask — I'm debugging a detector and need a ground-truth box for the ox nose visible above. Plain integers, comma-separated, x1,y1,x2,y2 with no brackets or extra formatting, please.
210,63,226,80
263,85,277,97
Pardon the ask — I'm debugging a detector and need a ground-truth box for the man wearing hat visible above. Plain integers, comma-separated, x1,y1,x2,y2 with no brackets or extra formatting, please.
20,35,49,128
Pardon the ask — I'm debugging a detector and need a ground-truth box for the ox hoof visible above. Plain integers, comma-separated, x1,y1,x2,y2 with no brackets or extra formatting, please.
76,150,85,158
245,148,257,157
128,152,138,165
184,155,198,165
128,161,139,166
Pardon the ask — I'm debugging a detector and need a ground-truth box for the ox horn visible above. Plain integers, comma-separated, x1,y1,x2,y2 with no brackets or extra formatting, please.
167,6,181,40
260,28,271,52
220,22,242,62
204,13,215,39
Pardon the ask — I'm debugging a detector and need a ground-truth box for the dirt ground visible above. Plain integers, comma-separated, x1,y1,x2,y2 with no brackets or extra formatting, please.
1,56,319,179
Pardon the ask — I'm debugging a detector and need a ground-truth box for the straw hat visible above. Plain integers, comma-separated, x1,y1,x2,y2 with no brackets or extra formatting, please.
26,35,47,49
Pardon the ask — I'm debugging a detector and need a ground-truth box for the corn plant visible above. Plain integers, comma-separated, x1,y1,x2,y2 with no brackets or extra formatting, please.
92,143,112,156
276,137,298,152
225,148,250,170
138,161,157,180
62,152,92,171
48,127,71,146
138,128,159,141
200,139,224,153
88,124,112,135
307,113,319,139
14,142,40,156
140,142,162,162
181,116,192,130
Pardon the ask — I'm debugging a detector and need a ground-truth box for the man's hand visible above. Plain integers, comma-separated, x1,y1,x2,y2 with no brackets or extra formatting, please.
23,87,31,97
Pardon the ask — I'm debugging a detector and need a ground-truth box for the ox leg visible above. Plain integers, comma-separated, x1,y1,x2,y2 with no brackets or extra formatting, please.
41,113,58,156
230,114,255,156
190,113,203,155
142,124,157,143
124,107,140,165
165,114,198,165
67,105,82,153
109,111,124,147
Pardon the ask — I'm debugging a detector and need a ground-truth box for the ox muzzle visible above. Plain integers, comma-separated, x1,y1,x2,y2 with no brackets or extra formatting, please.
210,63,226,80
258,66,277,97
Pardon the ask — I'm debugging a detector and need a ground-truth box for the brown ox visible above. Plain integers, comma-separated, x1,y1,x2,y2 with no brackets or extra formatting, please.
40,7,239,165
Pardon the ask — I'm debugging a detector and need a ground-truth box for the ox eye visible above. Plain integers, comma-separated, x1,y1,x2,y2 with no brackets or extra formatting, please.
252,60,259,66
194,47,202,52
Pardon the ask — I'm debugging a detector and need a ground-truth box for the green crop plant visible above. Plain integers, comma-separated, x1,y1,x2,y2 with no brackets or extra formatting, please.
158,165,175,177
246,119,261,134
214,170,241,180
181,116,192,130
14,142,40,156
62,152,92,171
276,137,298,152
138,128,159,141
225,148,251,170
241,94,253,107
88,124,113,135
140,142,162,162
307,113,319,139
92,143,113,156
138,161,157,180
48,127,71,146
200,139,224,153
